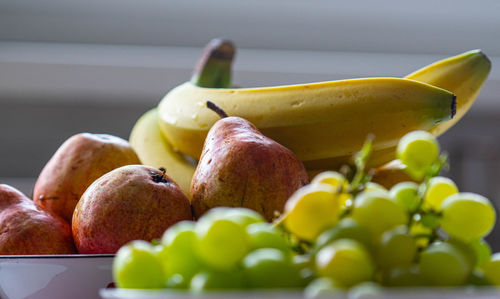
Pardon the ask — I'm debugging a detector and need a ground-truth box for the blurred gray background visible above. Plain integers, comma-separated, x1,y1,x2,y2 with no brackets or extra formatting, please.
1,0,500,248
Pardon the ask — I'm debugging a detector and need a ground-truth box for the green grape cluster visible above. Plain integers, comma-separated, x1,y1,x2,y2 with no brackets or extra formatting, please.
112,207,308,291
292,130,499,293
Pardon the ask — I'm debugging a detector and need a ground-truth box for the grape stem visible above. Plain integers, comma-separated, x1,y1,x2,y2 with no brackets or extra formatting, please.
349,134,374,196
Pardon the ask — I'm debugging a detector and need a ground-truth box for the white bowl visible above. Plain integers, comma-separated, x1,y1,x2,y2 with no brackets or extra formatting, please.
0,254,114,299
99,287,500,299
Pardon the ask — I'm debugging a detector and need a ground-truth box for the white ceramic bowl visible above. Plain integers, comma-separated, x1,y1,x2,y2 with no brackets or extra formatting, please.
0,254,114,299
99,288,500,299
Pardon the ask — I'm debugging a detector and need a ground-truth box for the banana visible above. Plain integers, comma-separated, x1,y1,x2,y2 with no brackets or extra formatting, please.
406,49,491,136
158,78,455,164
302,49,491,169
129,108,196,195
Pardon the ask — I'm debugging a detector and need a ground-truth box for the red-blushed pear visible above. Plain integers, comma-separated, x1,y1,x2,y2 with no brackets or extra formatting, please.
34,133,141,223
0,184,76,254
72,165,193,254
190,101,309,221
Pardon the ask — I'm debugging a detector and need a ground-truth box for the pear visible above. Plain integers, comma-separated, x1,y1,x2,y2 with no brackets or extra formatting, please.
190,101,309,221
72,165,192,254
34,133,141,223
0,184,76,254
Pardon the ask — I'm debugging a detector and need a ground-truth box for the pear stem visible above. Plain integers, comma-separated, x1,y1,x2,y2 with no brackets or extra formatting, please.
206,101,228,119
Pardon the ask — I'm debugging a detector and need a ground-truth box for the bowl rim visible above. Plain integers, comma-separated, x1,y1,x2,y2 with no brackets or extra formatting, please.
0,254,115,259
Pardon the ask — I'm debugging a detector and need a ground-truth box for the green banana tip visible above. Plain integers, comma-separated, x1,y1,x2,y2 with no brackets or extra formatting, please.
191,38,236,88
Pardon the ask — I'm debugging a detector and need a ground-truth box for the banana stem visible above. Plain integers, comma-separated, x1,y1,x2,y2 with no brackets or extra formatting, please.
206,101,228,118
191,38,235,88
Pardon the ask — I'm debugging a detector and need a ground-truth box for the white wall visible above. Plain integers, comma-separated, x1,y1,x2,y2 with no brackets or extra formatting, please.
1,0,500,55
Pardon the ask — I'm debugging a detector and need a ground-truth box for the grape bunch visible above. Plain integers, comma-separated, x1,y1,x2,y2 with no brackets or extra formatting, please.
112,207,309,291
285,131,499,295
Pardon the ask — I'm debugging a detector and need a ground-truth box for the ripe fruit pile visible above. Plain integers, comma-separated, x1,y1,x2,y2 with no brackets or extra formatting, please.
0,38,496,296
112,131,500,293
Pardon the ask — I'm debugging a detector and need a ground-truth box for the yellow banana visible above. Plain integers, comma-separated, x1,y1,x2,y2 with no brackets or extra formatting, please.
406,49,491,136
158,78,455,163
129,108,196,195
304,49,491,169
148,48,487,184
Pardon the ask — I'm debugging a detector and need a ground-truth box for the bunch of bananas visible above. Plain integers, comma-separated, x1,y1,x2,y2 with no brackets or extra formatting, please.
130,39,491,195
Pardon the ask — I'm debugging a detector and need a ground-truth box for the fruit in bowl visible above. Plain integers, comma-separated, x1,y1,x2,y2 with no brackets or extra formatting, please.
72,165,192,254
190,101,309,221
0,184,76,254
34,133,141,223
1,37,496,298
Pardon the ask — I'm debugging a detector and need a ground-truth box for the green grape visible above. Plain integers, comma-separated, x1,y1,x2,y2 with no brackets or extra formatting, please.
423,176,458,211
199,206,234,219
113,240,165,289
315,218,373,253
199,207,264,227
470,239,492,267
246,222,290,254
159,221,202,283
315,239,375,287
447,238,477,273
386,265,426,287
364,182,387,192
242,248,303,289
481,252,500,286
304,277,343,298
419,241,471,286
311,171,348,191
284,184,341,241
347,282,382,299
225,208,265,227
310,171,352,210
441,193,496,241
190,269,245,292
162,220,196,246
397,130,439,180
196,213,250,271
389,182,421,213
351,190,409,238
376,226,417,270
